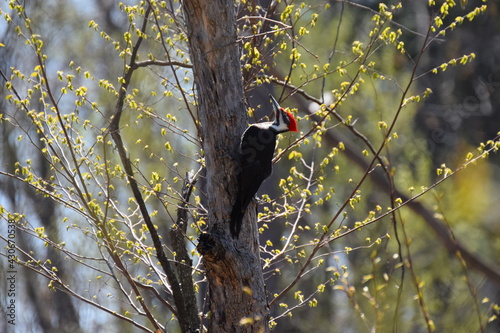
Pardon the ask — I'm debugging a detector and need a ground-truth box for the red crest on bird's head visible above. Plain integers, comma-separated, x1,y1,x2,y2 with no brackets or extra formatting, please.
269,95,298,133
285,109,298,132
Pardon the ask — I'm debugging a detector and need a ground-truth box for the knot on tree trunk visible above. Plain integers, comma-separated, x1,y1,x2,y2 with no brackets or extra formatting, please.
197,232,226,262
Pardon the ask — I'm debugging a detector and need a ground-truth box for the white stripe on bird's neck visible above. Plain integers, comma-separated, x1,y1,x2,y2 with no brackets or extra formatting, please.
270,109,290,133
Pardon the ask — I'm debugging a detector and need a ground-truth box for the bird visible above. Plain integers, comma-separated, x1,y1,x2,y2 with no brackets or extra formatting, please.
230,95,298,238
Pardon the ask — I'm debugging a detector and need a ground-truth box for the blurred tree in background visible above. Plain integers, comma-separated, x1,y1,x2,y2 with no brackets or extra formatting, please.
1,0,499,332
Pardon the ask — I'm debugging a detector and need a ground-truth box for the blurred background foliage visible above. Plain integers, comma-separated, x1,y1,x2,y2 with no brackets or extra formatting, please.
1,0,499,332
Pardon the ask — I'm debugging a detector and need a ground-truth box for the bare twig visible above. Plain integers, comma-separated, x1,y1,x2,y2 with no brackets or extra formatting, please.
0,238,155,332
150,3,200,137
133,59,192,69
105,4,191,331
169,171,201,330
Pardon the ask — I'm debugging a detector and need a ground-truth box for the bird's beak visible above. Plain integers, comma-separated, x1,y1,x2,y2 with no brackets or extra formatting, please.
269,94,280,120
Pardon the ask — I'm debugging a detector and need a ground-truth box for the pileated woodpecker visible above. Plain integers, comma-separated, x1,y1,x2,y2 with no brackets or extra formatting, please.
230,95,298,238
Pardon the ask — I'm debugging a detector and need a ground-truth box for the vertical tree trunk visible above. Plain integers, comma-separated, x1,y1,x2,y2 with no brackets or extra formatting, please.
182,1,269,331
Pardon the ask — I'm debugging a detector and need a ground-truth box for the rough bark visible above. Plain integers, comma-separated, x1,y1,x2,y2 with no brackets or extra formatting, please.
182,0,269,331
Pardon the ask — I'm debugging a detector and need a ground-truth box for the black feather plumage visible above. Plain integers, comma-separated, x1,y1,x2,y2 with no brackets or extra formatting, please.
229,95,297,238
230,125,277,237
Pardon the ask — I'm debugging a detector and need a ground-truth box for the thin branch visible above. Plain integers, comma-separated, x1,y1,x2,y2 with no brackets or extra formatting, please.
321,0,344,103
269,18,500,307
105,4,190,331
433,198,485,332
169,171,201,330
237,15,291,29
293,133,500,291
133,59,192,69
340,0,443,42
2,239,155,332
150,2,200,137
265,157,316,268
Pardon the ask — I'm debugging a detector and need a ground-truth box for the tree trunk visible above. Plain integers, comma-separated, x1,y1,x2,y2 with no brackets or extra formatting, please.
182,0,269,332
